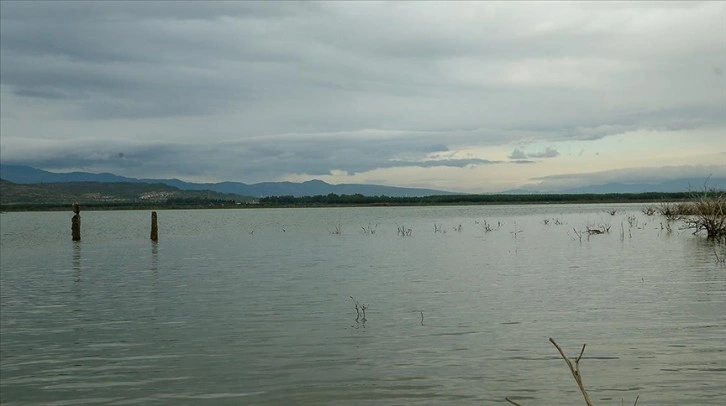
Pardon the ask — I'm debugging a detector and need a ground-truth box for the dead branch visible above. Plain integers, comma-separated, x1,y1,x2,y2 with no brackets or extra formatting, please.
350,296,360,321
549,338,594,406
507,339,640,405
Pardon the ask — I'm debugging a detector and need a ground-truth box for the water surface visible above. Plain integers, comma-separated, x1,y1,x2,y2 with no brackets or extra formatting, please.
1,205,725,404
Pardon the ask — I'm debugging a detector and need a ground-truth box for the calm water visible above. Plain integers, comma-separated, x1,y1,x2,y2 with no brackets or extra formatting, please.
1,205,725,405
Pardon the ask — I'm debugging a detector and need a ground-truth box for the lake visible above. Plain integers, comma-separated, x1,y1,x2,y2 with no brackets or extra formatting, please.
1,204,724,405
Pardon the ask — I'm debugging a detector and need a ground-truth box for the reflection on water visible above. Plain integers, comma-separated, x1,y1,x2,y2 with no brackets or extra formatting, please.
1,205,725,405
73,240,82,283
151,240,159,273
150,241,160,299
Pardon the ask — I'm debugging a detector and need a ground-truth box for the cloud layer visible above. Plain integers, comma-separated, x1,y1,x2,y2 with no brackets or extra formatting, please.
1,1,724,192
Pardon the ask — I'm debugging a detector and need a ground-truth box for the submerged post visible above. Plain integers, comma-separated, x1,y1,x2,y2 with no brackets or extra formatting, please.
71,202,81,241
150,211,158,242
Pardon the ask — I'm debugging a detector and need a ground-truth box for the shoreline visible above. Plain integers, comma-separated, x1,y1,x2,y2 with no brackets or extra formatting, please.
0,192,692,212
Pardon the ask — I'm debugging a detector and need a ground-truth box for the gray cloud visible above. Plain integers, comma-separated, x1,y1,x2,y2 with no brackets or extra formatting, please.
509,148,527,160
0,135,501,182
508,146,559,159
1,1,724,188
528,147,560,159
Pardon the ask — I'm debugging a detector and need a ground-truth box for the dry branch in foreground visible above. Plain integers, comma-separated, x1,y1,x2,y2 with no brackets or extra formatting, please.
549,338,594,406
506,337,592,405
506,338,641,405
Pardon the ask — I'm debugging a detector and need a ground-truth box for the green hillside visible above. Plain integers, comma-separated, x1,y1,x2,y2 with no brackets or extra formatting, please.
0,178,253,210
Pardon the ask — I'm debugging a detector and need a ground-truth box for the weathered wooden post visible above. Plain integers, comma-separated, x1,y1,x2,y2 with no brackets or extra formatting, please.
71,202,81,241
150,211,158,242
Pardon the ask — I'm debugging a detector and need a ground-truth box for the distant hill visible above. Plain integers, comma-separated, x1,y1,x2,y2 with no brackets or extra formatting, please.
4,164,721,198
0,165,133,184
0,164,456,197
0,178,250,206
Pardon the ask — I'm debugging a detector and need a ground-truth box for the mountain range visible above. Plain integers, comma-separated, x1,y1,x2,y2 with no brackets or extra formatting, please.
0,165,455,198
1,164,724,197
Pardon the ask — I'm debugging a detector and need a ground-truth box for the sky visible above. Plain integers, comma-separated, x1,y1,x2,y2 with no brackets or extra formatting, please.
1,1,724,193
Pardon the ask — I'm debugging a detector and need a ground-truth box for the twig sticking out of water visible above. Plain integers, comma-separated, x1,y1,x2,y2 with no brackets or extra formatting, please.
479,220,493,232
626,215,638,228
544,217,565,225
350,296,368,323
361,223,377,234
507,339,640,406
511,221,523,240
397,225,413,237
620,395,641,406
506,338,592,405
420,311,424,325
549,338,594,406
350,296,360,322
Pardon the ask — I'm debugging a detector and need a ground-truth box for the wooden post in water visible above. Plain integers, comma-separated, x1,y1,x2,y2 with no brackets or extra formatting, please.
150,211,158,242
71,202,81,241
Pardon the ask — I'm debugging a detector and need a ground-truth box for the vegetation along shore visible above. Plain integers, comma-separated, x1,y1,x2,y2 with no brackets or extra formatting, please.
0,177,711,212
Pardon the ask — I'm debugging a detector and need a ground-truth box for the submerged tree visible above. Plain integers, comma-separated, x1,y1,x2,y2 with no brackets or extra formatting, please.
677,187,726,240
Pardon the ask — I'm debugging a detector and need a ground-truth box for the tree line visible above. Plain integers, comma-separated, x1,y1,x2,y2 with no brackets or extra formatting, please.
258,192,693,207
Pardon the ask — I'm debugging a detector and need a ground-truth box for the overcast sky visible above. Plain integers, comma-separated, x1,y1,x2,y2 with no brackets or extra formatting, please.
1,1,724,192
